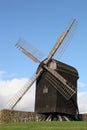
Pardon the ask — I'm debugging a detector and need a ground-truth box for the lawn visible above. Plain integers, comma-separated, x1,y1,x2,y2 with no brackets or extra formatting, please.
0,121,87,130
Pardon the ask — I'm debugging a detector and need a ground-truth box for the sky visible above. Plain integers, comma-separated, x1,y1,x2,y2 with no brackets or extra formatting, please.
0,0,87,113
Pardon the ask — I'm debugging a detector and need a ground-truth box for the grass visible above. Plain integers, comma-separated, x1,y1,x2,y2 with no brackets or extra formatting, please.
0,121,87,130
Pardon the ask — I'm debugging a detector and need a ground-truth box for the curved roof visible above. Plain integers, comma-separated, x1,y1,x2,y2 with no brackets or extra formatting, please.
52,59,79,78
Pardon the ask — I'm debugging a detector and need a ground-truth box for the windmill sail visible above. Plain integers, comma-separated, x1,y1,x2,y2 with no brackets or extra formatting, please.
54,19,77,59
44,19,76,64
6,77,36,109
6,68,43,109
16,38,43,63
16,44,40,63
44,65,75,100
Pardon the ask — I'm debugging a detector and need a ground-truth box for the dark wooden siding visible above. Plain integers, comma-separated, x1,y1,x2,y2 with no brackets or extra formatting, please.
35,59,79,115
35,71,57,113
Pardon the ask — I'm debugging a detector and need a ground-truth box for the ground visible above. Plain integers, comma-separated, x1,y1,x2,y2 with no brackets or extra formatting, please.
0,121,87,130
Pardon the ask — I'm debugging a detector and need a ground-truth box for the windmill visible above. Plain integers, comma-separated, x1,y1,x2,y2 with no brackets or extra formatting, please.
6,19,79,120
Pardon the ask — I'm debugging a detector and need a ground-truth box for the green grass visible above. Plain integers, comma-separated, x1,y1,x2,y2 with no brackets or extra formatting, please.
0,121,87,130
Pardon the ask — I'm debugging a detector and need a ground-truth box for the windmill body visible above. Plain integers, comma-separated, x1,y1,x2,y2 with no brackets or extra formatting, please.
6,19,80,120
35,59,79,116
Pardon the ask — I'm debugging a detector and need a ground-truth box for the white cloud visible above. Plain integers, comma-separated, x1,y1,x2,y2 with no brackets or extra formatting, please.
77,81,87,113
0,78,35,112
0,70,16,80
78,81,86,88
78,82,87,113
0,71,7,75
0,71,7,79
78,91,87,113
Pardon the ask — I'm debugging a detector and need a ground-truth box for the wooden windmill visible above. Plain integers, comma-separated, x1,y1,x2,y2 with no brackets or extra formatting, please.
7,19,79,120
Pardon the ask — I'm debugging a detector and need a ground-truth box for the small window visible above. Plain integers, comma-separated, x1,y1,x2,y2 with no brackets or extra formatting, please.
43,86,48,94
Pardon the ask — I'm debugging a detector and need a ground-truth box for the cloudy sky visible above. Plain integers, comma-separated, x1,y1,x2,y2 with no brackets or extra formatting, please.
0,0,87,114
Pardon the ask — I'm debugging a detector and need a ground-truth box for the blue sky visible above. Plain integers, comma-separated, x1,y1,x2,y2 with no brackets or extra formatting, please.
0,0,87,113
